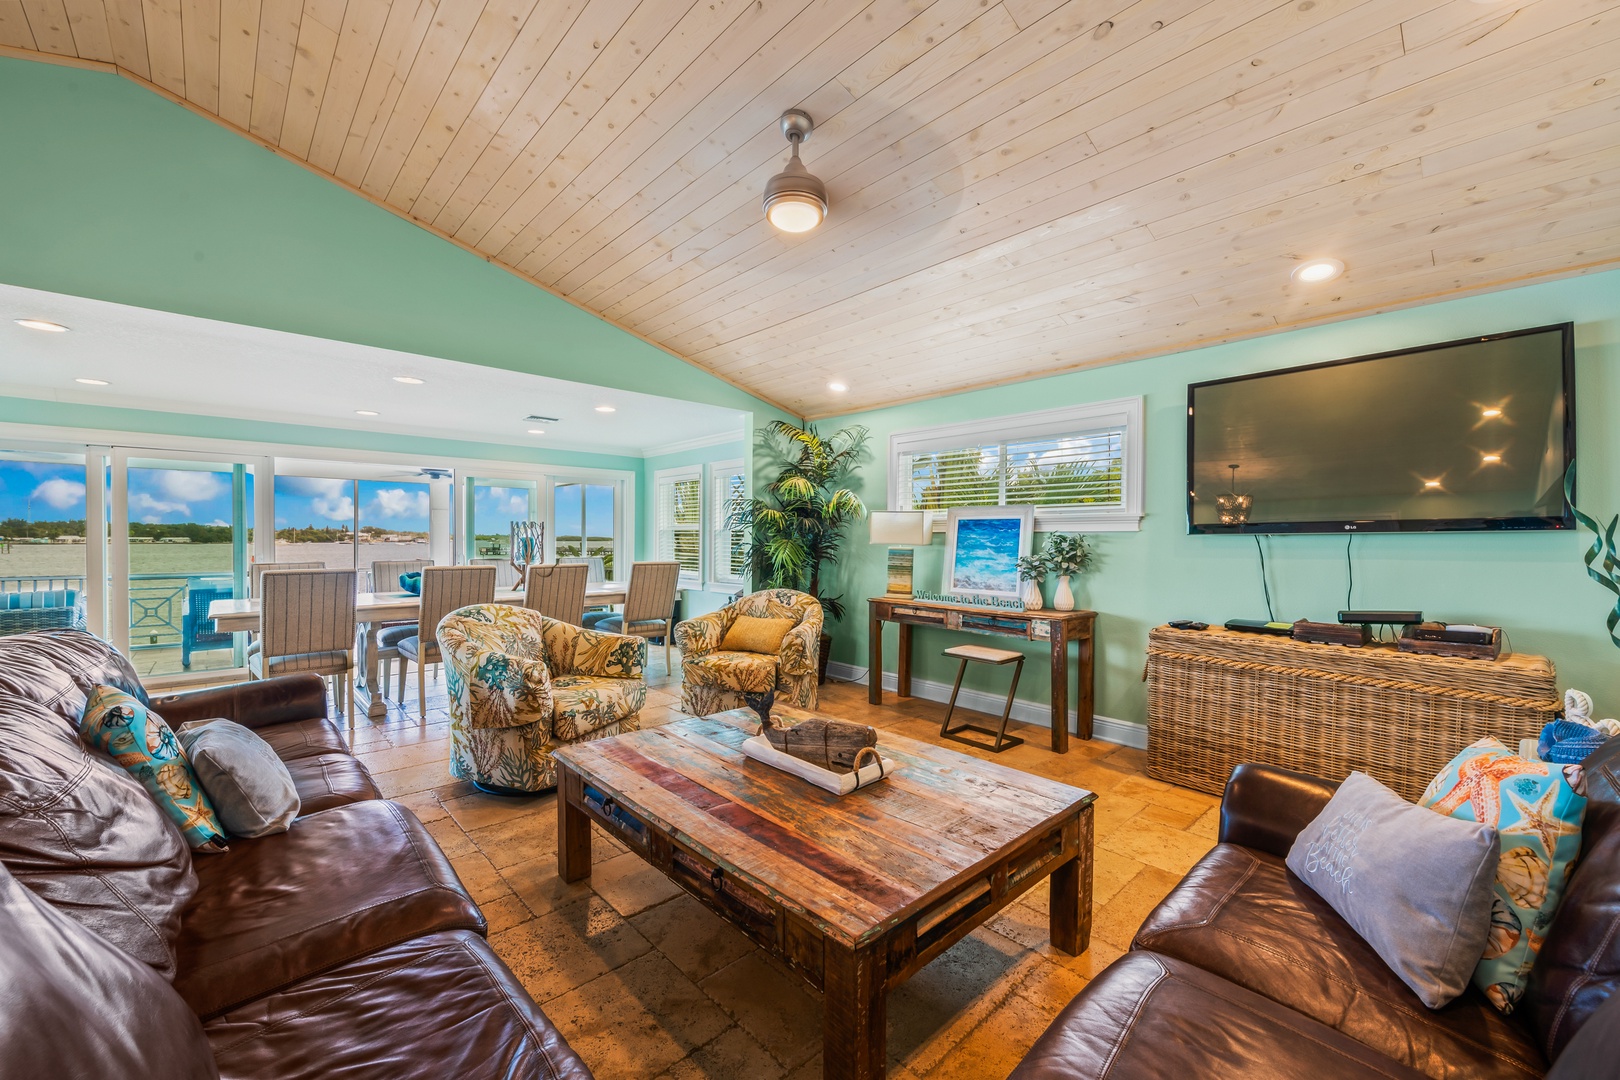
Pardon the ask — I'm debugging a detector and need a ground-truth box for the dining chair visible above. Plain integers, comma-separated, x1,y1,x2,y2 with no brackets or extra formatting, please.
558,555,606,583
522,563,590,626
250,569,358,721
249,560,325,597
396,565,497,717
595,561,681,675
369,559,432,697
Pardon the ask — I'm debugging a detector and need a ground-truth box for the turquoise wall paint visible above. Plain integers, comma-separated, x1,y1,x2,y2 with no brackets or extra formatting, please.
0,58,796,432
642,440,747,617
821,270,1620,732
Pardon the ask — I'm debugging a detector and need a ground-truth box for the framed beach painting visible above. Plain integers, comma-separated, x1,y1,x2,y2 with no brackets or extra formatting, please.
942,506,1034,601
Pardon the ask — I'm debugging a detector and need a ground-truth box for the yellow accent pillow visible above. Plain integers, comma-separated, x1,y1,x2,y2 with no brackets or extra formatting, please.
720,615,796,655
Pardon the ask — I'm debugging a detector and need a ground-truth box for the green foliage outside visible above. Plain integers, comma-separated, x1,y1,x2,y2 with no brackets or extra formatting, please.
908,448,1122,509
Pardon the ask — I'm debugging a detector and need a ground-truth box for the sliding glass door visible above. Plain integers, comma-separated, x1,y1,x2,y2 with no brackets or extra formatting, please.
553,480,619,578
0,449,94,638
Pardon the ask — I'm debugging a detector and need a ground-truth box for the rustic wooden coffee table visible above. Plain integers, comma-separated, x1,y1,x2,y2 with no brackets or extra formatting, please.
552,707,1096,1080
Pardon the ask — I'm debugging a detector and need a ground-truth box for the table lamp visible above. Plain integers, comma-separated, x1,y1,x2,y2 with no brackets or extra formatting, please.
869,511,931,598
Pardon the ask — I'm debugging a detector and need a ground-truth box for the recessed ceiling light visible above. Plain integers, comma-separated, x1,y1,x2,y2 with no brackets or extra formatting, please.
355,410,379,417
1481,407,1503,418
527,428,545,435
392,375,425,385
828,381,848,393
16,318,69,332
1424,480,1442,489
74,377,109,386
595,405,616,413
1481,453,1501,464
1290,258,1345,284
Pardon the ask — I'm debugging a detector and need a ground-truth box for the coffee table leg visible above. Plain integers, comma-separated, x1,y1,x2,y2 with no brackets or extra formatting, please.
557,768,592,883
1050,814,1094,955
823,943,886,1080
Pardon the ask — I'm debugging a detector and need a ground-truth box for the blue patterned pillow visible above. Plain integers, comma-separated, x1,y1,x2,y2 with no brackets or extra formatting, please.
1420,737,1586,1012
79,686,228,852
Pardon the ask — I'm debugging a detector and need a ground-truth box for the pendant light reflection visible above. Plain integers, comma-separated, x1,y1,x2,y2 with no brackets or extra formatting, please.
764,110,828,233
1217,464,1253,525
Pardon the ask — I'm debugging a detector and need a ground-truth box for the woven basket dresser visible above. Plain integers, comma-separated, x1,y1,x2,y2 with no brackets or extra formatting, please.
1145,625,1561,801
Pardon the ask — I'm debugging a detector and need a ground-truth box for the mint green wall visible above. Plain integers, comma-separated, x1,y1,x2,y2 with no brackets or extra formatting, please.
642,440,747,617
821,270,1620,732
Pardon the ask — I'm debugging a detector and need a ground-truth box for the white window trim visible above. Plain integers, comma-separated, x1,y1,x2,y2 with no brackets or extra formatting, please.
706,458,746,592
888,397,1144,532
654,465,704,587
544,474,628,581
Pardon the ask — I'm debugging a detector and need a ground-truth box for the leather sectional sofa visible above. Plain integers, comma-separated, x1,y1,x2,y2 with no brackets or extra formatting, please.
0,629,591,1079
1012,740,1620,1080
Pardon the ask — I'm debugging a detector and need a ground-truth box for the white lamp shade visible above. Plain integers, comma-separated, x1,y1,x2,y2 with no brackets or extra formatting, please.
869,511,930,546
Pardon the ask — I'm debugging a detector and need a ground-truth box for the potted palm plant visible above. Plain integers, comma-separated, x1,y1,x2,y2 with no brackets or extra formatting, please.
730,420,870,682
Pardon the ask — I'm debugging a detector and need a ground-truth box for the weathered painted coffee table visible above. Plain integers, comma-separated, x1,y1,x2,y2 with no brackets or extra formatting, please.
552,707,1096,1079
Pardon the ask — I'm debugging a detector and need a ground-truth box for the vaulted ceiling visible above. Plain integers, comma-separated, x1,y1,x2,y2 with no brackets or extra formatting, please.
3,0,1616,418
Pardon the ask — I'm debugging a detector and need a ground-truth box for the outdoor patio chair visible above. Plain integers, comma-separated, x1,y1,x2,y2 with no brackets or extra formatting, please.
180,584,236,668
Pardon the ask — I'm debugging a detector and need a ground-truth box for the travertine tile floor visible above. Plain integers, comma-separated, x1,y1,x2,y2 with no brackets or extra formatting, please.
339,655,1219,1079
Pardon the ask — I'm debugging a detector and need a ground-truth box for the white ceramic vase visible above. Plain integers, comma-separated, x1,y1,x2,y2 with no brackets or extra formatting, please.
1053,575,1076,611
1020,577,1044,609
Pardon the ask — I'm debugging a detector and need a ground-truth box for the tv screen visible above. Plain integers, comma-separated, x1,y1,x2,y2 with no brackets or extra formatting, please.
1188,324,1575,534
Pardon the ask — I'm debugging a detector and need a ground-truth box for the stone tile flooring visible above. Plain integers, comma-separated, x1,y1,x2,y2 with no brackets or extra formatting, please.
339,654,1219,1079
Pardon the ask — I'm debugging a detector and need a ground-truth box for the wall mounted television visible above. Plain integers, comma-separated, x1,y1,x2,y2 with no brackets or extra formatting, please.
1187,324,1576,534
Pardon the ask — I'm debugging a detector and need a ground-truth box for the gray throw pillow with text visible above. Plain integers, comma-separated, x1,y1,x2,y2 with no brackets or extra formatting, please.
1287,771,1499,1008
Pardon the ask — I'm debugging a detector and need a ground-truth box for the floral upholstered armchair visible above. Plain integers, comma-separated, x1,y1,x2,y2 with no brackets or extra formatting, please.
438,604,646,794
673,589,822,716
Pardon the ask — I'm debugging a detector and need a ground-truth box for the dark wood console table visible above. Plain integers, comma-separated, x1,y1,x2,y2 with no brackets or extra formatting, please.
867,597,1096,751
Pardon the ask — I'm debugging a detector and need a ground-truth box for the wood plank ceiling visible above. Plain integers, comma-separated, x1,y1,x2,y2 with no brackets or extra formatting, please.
3,0,1617,417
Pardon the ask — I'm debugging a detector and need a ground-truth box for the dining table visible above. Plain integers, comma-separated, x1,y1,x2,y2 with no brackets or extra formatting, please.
208,581,628,720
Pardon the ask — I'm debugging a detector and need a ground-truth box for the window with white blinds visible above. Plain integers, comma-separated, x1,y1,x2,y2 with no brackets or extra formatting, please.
709,460,746,587
655,468,703,582
890,398,1144,531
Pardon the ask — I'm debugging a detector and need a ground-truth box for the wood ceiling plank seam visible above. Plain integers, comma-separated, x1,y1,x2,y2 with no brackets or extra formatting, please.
458,0,770,264
328,0,437,180
0,1,40,48
828,0,1017,105
492,0,836,281
99,0,150,75
429,0,642,235
545,0,947,302
246,0,304,140
297,0,386,166
383,0,547,212
61,0,114,59
1400,0,1524,54
640,0,1620,352
276,0,348,158
20,0,78,53
357,0,493,199
602,0,1276,330
178,0,220,110
732,91,1620,368
1418,75,1620,176
137,0,184,92
460,0,709,256
216,0,264,129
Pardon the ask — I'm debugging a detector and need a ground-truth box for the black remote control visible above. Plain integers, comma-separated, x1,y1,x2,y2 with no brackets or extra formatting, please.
1168,620,1208,630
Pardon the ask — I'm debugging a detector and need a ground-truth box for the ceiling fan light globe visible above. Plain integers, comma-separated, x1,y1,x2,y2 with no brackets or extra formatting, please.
763,156,827,233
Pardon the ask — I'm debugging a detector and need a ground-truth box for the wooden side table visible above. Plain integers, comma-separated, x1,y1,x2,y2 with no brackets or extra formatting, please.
867,597,1096,751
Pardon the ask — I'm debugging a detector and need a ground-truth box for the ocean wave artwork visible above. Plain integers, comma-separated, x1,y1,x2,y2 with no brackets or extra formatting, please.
950,517,1023,593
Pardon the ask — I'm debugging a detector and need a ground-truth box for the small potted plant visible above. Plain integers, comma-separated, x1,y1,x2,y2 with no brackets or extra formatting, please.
1039,533,1095,612
1015,554,1046,609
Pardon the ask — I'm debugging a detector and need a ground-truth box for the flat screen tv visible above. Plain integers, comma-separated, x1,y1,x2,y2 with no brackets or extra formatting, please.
1187,324,1575,534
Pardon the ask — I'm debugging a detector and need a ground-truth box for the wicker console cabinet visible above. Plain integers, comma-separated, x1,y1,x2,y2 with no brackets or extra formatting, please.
1145,626,1561,800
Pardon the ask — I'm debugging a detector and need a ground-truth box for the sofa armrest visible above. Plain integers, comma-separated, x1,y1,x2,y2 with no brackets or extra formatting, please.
149,674,328,730
674,611,727,659
1218,764,1341,859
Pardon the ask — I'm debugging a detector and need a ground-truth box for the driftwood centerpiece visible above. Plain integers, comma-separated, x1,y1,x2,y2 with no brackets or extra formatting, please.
743,691,878,774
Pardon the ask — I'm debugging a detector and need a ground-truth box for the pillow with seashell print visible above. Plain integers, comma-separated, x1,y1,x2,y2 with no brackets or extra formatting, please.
1420,737,1587,1014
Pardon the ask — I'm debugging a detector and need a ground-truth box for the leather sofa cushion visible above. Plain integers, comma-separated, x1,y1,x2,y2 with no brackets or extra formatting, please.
1008,951,1429,1080
0,694,196,978
150,675,328,733
0,628,148,726
0,859,217,1080
173,800,485,1018
283,753,381,814
1134,843,1545,1080
204,930,593,1080
253,717,353,763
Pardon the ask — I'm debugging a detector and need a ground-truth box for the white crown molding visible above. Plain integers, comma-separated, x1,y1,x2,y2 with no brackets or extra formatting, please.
641,430,743,458
823,662,1147,750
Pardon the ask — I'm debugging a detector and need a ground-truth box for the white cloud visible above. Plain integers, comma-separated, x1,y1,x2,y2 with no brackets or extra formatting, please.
312,495,354,521
279,477,349,498
130,492,189,517
369,488,429,519
209,519,231,528
152,469,226,502
476,486,530,518
31,477,85,511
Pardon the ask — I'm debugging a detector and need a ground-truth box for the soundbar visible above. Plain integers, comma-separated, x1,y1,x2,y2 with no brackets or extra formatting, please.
1337,610,1423,626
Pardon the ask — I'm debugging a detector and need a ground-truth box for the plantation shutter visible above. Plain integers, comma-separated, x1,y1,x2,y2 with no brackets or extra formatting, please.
657,472,702,578
899,426,1125,512
710,463,746,586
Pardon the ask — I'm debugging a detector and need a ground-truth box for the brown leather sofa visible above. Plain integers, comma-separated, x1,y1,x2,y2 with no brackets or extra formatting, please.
0,629,591,1079
1012,739,1620,1080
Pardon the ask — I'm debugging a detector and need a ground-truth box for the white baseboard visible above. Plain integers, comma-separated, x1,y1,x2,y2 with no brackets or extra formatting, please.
824,661,1147,750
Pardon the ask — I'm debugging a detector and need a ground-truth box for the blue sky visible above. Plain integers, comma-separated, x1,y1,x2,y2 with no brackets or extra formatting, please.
0,462,88,521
